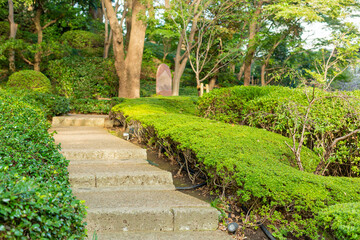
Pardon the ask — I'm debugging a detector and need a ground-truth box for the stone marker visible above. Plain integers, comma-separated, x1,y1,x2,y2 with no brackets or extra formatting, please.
156,64,172,96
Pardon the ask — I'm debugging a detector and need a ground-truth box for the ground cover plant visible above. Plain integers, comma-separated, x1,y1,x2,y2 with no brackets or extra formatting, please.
70,97,123,114
198,86,360,177
0,90,86,238
111,96,360,239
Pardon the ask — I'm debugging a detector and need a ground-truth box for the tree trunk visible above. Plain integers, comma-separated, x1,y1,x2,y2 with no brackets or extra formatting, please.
125,0,146,98
125,0,133,51
237,63,244,81
33,8,42,72
8,0,18,73
102,0,112,58
104,0,146,98
243,0,263,86
261,64,266,86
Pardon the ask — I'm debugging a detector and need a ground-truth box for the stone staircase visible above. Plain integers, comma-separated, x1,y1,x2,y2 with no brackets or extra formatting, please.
51,114,230,240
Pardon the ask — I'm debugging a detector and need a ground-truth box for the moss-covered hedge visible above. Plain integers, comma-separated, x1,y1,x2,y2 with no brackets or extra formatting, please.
197,86,360,177
111,96,360,239
0,92,86,238
7,70,52,93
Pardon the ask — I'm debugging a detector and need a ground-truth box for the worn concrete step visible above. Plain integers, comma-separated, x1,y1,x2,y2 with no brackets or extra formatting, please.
52,114,114,127
69,159,149,165
51,127,147,160
68,164,174,189
74,190,219,233
89,231,231,240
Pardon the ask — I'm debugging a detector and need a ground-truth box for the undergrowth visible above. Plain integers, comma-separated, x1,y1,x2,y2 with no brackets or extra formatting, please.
111,96,360,239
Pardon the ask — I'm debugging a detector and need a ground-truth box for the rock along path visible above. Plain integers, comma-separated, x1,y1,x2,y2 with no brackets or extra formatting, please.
51,114,230,240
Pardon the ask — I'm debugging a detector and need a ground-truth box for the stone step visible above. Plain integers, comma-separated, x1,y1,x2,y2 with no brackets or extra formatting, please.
68,163,174,190
52,114,114,128
51,126,147,160
74,190,219,233
89,231,231,240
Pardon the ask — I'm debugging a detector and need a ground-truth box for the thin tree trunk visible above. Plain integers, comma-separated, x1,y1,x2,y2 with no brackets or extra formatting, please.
261,64,266,86
102,0,112,58
8,0,17,73
33,8,42,72
237,63,245,81
243,0,262,86
172,0,202,96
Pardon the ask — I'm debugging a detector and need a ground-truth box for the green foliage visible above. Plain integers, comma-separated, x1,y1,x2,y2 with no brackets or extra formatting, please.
0,21,10,41
111,96,360,238
198,86,360,177
5,88,70,118
7,70,52,93
47,56,118,99
0,91,86,239
140,80,198,97
316,202,360,240
70,97,123,114
61,30,103,57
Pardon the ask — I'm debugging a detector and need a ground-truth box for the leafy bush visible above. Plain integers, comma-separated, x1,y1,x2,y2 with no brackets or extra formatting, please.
197,86,360,177
7,70,52,93
111,97,360,239
47,56,118,99
0,91,86,239
70,97,123,114
316,202,360,240
61,30,103,57
4,88,69,119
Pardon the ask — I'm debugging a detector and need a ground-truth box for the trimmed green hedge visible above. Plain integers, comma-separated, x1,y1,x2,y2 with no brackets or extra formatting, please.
111,97,360,239
7,70,52,93
0,92,86,238
197,86,360,177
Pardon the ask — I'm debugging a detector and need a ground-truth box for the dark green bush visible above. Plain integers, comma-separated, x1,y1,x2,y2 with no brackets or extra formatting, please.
0,91,86,239
61,30,103,57
70,97,123,114
7,70,52,93
111,97,360,239
197,86,360,177
47,56,118,99
316,202,360,240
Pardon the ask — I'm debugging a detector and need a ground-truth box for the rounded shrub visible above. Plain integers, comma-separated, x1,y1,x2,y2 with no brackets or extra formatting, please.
7,70,52,93
61,30,103,57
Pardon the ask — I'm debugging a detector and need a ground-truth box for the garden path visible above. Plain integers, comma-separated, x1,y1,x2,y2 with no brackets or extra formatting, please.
50,114,230,240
